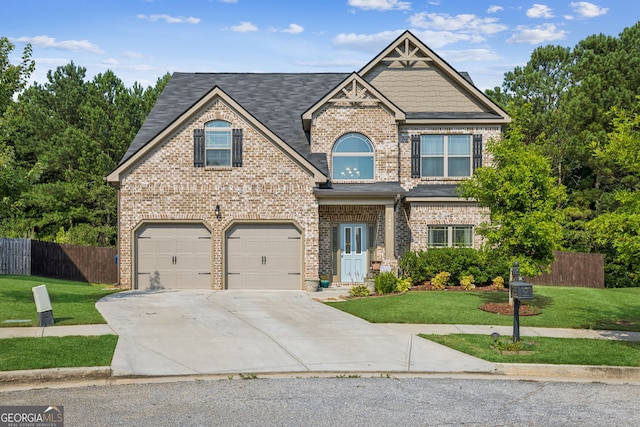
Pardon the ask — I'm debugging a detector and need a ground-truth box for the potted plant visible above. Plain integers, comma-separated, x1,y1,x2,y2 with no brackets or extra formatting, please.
319,274,331,288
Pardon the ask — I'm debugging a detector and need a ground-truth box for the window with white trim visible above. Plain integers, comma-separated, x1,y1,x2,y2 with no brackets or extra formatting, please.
428,225,473,248
421,135,472,177
205,120,232,167
332,133,374,180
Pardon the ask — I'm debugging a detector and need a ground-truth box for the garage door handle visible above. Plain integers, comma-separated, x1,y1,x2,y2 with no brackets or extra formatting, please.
262,256,266,265
288,272,301,275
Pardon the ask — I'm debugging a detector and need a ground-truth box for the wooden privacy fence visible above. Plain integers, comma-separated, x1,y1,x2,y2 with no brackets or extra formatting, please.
0,238,117,284
528,251,605,288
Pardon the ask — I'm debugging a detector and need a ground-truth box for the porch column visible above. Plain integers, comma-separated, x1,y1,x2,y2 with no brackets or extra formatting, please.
384,203,395,260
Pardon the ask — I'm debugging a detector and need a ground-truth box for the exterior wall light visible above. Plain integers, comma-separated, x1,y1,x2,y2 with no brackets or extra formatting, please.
215,204,221,219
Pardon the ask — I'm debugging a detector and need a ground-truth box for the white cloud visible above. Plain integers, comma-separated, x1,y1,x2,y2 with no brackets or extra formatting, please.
332,29,485,52
527,4,554,18
440,48,502,62
409,12,508,35
12,35,105,54
137,14,201,24
487,5,503,14
570,2,608,18
348,0,411,11
218,0,238,3
123,51,145,59
231,22,258,32
506,24,567,44
102,58,119,66
282,24,304,34
333,31,404,52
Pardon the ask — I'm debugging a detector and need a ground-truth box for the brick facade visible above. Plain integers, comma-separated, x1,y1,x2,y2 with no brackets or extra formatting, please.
117,99,320,289
110,32,509,290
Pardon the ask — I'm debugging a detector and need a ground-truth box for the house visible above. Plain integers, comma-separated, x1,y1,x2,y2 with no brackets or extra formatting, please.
106,31,510,291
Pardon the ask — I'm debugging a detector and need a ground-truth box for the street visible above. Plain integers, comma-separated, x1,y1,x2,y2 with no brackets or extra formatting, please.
1,376,638,426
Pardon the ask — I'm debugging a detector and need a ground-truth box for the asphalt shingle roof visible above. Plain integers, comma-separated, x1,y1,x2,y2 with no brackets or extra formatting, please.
119,72,350,171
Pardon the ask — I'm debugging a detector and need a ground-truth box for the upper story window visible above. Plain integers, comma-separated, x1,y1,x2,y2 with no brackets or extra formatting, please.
411,134,482,179
205,120,232,167
422,135,471,177
332,133,374,181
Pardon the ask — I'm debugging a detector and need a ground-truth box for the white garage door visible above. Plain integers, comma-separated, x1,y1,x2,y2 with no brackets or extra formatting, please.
226,223,301,290
136,223,211,290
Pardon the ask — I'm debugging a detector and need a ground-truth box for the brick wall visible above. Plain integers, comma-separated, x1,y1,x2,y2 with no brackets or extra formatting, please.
310,104,399,182
118,99,319,289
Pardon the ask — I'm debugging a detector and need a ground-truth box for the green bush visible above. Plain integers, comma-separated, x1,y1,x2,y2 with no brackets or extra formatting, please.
400,248,510,286
349,285,371,297
375,272,397,294
395,276,412,293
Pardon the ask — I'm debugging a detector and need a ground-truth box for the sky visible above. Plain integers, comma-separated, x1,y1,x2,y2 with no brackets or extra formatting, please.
2,0,637,91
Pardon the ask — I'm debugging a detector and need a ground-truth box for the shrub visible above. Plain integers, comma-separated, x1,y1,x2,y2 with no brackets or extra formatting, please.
460,275,475,291
395,276,412,293
431,271,451,290
349,285,371,297
492,276,505,290
400,248,510,286
375,272,397,294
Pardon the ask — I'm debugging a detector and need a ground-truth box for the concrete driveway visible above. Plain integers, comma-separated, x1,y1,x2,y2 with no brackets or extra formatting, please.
96,290,495,377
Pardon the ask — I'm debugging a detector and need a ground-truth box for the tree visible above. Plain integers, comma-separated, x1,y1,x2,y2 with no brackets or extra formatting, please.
0,37,35,115
588,102,640,286
459,117,566,276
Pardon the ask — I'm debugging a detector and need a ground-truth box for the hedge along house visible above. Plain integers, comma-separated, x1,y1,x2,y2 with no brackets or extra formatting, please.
106,31,510,291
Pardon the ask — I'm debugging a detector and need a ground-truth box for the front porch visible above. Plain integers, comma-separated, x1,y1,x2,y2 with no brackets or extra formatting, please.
315,182,404,284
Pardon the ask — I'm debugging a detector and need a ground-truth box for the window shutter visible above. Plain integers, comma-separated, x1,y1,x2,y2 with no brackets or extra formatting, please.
232,128,243,167
193,128,205,167
473,134,482,172
411,135,421,178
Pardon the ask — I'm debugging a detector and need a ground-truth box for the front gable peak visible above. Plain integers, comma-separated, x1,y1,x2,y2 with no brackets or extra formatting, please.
302,73,405,130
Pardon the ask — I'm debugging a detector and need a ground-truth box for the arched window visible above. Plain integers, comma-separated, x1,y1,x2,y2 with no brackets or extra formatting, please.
332,133,374,180
205,120,231,166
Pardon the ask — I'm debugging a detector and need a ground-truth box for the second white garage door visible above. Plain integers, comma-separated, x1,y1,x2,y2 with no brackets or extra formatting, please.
226,223,301,290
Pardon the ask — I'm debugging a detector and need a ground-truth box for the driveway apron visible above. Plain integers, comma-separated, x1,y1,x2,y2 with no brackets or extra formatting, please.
96,290,494,377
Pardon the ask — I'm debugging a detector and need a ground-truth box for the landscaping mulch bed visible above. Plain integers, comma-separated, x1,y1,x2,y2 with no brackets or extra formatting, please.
479,302,542,316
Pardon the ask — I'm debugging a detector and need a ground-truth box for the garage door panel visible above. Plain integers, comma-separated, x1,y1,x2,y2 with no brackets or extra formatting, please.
226,223,301,290
136,224,211,290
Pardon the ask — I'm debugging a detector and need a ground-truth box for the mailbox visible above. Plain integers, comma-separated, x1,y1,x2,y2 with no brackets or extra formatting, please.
32,285,54,327
510,281,533,300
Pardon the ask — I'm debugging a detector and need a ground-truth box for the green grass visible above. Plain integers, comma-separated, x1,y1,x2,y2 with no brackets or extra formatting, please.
0,275,121,327
421,334,640,367
326,286,640,331
0,335,118,371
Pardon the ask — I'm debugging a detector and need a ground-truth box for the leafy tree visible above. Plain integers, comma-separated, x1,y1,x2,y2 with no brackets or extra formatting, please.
0,37,35,114
588,102,640,286
460,117,566,276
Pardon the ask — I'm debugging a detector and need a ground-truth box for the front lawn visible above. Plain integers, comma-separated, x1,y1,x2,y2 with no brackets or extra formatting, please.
422,334,640,367
326,286,640,331
0,275,121,327
0,335,118,371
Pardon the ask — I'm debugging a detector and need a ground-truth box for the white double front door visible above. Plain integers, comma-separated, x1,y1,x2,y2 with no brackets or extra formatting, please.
340,223,368,282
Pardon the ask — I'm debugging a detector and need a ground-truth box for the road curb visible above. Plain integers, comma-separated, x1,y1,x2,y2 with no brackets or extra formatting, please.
0,366,111,383
495,363,640,381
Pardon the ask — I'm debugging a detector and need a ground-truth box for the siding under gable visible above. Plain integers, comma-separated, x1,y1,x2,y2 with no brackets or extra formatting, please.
364,63,488,113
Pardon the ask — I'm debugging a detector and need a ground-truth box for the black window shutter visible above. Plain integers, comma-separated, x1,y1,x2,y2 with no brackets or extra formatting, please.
193,128,205,167
411,135,421,178
232,129,243,167
473,134,483,172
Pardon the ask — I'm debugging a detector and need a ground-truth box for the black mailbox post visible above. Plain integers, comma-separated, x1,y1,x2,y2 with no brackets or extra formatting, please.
510,262,533,342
